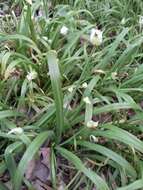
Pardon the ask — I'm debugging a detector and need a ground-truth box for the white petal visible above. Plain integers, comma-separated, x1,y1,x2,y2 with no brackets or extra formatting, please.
42,36,48,41
95,29,103,44
26,70,37,81
111,72,118,80
25,0,32,5
8,128,23,135
90,28,103,46
90,135,98,143
90,29,96,39
82,82,88,88
93,69,105,74
83,97,91,104
90,28,96,43
60,26,69,35
139,16,143,25
121,18,126,25
87,120,99,128
68,86,74,93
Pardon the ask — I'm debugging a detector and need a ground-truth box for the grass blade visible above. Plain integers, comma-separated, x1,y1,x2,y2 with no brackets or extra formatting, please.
47,50,64,142
94,124,143,153
78,141,137,179
56,147,109,190
117,179,143,190
0,110,22,119
5,142,23,185
97,28,129,68
0,182,9,190
13,131,54,190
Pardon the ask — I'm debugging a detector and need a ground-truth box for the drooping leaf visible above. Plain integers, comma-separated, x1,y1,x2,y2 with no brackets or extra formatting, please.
56,147,109,190
13,131,54,190
117,179,143,190
78,141,137,179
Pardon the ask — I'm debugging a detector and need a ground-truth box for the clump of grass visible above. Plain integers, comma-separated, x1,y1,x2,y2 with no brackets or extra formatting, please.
1,0,143,189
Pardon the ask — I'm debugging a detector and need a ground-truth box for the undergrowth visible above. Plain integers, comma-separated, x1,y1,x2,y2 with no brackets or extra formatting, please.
0,0,143,189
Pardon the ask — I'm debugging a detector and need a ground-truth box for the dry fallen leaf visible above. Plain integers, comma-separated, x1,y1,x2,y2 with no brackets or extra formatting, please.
40,148,51,166
25,159,36,179
25,147,51,188
34,161,50,182
33,179,52,190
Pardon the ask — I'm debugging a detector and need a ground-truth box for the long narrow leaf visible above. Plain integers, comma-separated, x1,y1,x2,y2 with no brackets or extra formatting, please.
13,131,54,190
47,51,64,142
56,147,109,190
117,179,143,190
0,110,22,119
78,141,137,179
0,182,9,190
5,142,23,185
94,124,143,153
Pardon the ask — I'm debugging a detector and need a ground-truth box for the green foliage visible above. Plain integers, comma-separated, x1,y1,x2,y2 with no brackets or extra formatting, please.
1,0,143,189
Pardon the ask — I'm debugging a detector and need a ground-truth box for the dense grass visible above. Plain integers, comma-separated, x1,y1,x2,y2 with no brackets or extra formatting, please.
1,0,143,189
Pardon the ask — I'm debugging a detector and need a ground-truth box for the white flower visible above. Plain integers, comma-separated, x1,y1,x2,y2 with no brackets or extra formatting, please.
82,82,88,88
93,69,105,74
60,26,69,35
121,18,126,25
63,103,72,110
90,135,98,143
90,28,103,46
8,128,23,135
48,39,52,44
139,16,143,28
42,36,48,41
26,70,37,81
25,0,32,5
42,37,52,44
83,97,91,104
111,72,118,80
119,119,126,124
68,86,74,93
87,120,99,128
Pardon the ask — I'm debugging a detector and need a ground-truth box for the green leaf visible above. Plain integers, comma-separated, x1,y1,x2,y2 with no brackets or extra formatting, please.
13,131,54,190
84,76,100,97
112,36,143,72
78,141,137,179
0,110,22,119
117,179,143,190
34,105,55,128
56,147,109,190
72,103,136,125
0,34,41,55
94,124,143,153
85,97,93,124
97,28,129,68
50,148,57,189
0,161,6,175
47,50,64,142
92,103,140,115
5,142,23,185
0,182,9,190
